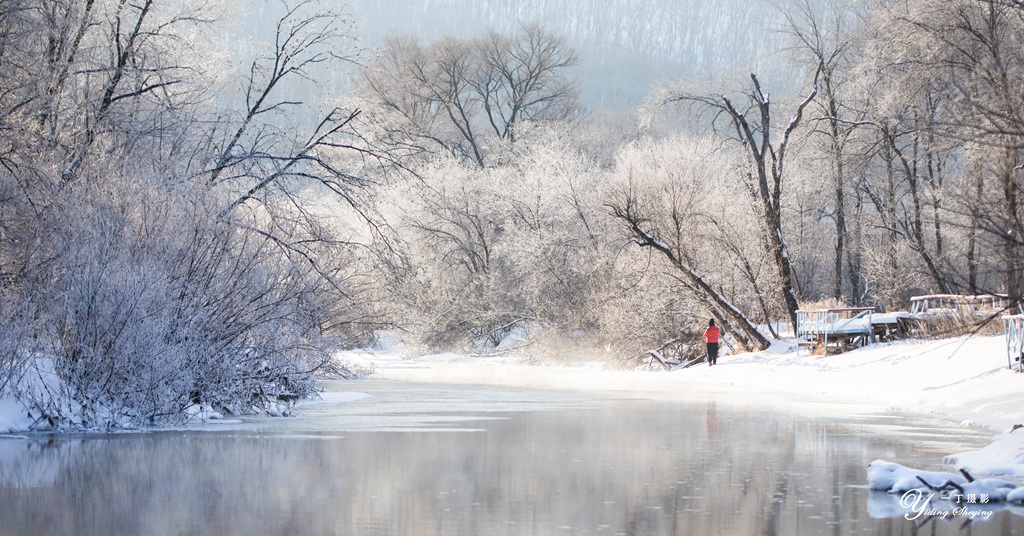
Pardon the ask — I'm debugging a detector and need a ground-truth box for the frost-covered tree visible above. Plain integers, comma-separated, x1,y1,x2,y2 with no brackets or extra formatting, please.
660,73,818,332
0,0,376,429
355,24,580,167
783,0,866,302
605,136,772,351
369,122,633,354
855,0,1024,302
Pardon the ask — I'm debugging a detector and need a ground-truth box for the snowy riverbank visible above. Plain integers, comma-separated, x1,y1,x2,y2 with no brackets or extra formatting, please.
367,335,1022,431
2,334,1022,491
360,334,1024,490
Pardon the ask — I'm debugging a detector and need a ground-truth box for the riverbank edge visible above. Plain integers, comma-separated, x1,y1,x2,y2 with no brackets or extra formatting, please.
359,334,1024,479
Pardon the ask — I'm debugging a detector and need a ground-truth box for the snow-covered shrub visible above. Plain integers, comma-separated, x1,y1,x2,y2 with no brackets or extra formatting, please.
4,176,339,430
0,0,370,429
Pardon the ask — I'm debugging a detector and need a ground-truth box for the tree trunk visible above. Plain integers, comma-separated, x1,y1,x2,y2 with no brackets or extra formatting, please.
967,161,984,293
1000,146,1023,298
847,183,865,305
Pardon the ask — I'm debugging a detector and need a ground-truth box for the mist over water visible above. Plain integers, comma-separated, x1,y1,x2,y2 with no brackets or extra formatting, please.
347,0,794,108
0,381,1016,536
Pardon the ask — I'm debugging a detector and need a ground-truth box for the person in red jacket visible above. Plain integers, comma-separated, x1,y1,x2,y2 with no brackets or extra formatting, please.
703,318,720,366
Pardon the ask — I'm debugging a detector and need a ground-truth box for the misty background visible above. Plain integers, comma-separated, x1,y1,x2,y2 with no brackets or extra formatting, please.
345,0,792,109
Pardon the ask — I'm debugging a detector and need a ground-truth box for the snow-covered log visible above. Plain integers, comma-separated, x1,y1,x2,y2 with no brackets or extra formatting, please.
867,460,967,492
868,459,1024,504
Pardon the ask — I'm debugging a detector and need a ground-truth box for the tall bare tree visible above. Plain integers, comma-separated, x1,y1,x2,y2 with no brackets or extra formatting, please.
356,24,580,167
664,73,818,332
784,0,864,302
471,25,580,142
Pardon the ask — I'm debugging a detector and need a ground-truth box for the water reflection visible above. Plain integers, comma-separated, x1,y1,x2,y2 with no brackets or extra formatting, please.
0,382,1019,535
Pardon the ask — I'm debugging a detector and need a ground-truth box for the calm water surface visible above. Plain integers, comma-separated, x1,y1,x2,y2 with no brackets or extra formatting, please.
0,380,1021,535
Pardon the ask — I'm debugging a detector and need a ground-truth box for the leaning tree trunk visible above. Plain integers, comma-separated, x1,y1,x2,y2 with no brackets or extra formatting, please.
610,205,771,351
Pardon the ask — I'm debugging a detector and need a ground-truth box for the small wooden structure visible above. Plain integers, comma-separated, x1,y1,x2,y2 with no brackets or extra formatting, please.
797,308,873,355
796,307,910,356
1004,315,1024,372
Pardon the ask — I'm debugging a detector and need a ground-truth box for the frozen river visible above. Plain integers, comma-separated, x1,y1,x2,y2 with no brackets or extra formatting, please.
0,379,1021,535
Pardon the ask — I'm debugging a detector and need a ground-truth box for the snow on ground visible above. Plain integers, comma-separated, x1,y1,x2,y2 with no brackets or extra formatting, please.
368,335,1023,430
0,399,32,436
705,336,1023,433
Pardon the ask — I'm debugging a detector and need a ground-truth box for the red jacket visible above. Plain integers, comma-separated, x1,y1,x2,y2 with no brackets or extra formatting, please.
703,326,720,344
